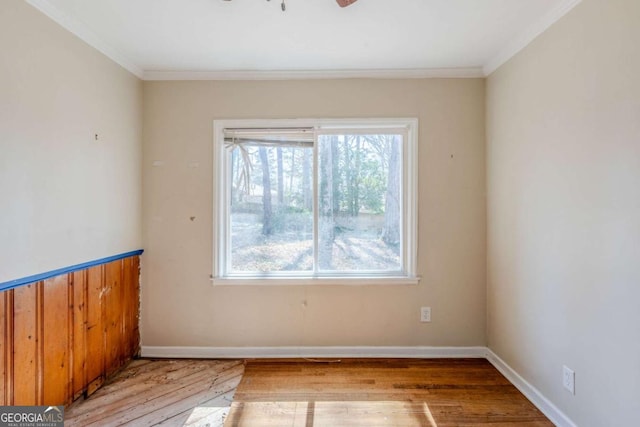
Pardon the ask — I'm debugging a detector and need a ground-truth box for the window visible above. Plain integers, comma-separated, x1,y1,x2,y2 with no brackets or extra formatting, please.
213,119,418,285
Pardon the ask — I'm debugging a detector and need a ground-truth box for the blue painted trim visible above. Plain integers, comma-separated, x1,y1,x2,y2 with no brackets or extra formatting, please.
0,250,144,292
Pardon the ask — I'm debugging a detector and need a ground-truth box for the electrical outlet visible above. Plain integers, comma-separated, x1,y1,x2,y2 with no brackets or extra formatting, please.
420,307,431,322
563,365,575,395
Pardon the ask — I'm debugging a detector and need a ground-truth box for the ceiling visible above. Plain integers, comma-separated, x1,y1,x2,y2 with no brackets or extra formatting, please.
27,0,581,80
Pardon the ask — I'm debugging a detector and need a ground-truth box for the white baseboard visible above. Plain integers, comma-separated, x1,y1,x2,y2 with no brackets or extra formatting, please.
485,349,577,427
140,345,488,359
140,345,576,427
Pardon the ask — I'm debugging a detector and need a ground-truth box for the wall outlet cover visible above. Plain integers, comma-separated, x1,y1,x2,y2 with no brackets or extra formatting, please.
563,365,575,395
420,306,431,322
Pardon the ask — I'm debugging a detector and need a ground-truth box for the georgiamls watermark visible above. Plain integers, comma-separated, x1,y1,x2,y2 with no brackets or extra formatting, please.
0,406,64,427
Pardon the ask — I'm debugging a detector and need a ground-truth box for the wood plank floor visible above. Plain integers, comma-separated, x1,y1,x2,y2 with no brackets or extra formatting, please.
64,359,244,426
226,358,553,427
64,358,552,426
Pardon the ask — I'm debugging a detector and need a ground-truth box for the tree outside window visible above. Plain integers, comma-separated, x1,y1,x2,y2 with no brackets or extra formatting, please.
213,119,418,283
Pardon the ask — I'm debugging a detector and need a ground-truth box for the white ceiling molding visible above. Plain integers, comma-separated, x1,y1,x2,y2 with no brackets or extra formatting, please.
26,0,144,78
27,0,580,81
483,0,582,76
143,68,485,81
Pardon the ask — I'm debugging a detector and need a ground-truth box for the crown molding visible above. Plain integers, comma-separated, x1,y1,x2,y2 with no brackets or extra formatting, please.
142,68,485,81
27,0,580,81
483,0,582,75
26,0,144,79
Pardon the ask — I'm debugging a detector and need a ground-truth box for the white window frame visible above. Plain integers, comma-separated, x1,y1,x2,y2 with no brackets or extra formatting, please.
212,118,419,286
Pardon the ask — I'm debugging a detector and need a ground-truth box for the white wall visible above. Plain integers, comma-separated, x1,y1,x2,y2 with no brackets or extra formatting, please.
0,0,143,283
486,0,640,425
142,78,486,348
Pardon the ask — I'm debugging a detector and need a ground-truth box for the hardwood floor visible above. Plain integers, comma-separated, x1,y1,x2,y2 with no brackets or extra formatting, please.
226,358,553,427
64,359,244,426
64,358,552,426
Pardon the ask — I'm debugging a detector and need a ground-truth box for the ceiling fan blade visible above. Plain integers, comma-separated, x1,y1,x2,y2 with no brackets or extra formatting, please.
336,0,358,7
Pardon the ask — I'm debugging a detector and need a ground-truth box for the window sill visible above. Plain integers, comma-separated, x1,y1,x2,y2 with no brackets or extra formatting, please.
211,276,421,286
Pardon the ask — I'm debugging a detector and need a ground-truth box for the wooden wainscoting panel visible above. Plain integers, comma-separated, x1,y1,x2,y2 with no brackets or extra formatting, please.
2,291,14,406
85,264,105,395
12,283,40,405
0,254,141,407
0,291,7,405
104,260,123,377
71,270,87,400
42,275,72,405
122,256,139,362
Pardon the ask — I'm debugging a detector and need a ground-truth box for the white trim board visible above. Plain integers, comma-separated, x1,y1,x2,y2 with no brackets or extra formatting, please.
26,0,581,80
485,349,577,427
143,68,484,81
141,345,577,426
141,346,488,359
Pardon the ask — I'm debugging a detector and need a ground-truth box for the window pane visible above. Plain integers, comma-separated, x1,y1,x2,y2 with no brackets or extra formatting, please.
317,134,402,272
230,143,313,272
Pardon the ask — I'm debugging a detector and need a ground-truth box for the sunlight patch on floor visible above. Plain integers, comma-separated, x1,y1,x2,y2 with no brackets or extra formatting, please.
182,406,231,427
226,400,437,426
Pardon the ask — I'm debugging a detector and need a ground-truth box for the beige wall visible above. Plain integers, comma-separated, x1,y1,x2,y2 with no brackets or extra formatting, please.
0,0,142,283
486,0,640,425
142,79,486,347
7,0,640,421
